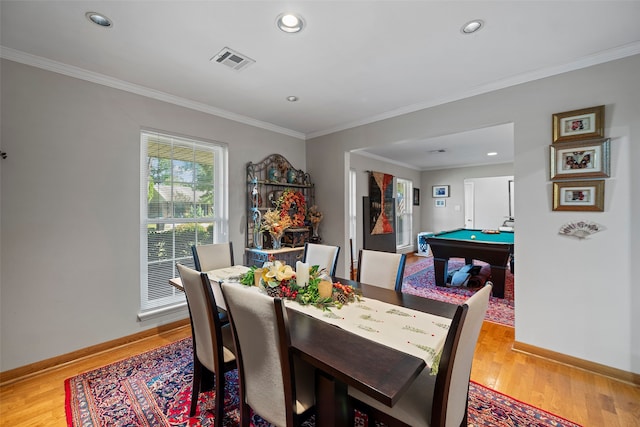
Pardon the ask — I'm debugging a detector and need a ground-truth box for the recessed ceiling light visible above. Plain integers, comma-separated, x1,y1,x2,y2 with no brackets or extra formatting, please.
487,152,498,156
276,13,305,33
86,12,113,28
461,19,483,34
286,96,299,102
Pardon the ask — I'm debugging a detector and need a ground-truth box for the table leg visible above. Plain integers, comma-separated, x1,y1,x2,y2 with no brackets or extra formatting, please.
316,370,348,427
489,266,506,298
433,258,448,287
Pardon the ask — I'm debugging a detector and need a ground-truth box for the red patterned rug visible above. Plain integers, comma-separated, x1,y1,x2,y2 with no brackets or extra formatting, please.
65,338,581,427
402,256,515,327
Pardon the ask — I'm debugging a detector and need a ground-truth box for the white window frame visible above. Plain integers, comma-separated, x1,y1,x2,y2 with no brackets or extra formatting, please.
396,178,413,249
349,169,357,245
139,130,228,318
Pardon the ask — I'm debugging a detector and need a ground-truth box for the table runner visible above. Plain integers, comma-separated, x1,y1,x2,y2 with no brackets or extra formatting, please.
284,296,451,370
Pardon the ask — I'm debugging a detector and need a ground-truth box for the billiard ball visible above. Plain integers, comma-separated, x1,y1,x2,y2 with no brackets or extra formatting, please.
470,235,476,239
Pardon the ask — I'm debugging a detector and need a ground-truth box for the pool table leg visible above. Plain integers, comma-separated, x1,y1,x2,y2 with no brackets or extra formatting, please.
490,266,506,298
433,258,449,287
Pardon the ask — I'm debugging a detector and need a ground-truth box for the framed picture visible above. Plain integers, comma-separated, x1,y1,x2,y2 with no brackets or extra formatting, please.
435,199,446,208
432,185,449,198
552,105,604,143
413,188,420,206
552,180,604,212
550,138,610,180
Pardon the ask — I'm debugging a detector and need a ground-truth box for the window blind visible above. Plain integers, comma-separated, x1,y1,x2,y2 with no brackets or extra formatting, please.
139,130,228,313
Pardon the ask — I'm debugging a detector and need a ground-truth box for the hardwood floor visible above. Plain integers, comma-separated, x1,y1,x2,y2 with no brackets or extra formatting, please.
1,258,638,426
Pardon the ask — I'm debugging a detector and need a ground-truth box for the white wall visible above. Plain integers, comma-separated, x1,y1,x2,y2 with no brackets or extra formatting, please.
0,60,305,371
421,163,514,232
464,175,513,230
308,54,640,374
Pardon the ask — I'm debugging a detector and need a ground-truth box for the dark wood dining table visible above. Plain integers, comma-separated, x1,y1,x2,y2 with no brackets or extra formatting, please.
170,273,459,427
289,277,459,427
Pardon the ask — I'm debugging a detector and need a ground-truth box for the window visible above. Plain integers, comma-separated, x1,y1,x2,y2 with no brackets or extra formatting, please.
396,178,413,248
139,130,228,316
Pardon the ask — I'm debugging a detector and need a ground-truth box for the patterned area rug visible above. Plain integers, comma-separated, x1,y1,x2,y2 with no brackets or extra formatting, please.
65,338,581,427
402,256,515,327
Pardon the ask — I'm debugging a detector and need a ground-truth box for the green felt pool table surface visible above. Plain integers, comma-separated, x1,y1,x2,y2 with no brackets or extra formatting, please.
433,228,514,244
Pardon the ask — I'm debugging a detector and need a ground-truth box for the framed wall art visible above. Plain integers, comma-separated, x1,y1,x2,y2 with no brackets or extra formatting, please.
432,185,449,198
552,105,604,143
413,188,420,206
435,199,446,208
550,138,610,180
552,180,604,212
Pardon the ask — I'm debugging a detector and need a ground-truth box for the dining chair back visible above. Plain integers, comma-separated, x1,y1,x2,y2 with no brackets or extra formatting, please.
302,243,340,276
221,283,316,427
191,242,234,320
357,249,406,291
176,263,236,425
192,242,234,272
348,283,492,427
432,282,492,426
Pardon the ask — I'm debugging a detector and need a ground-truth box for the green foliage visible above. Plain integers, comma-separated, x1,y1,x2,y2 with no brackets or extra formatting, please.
240,266,256,286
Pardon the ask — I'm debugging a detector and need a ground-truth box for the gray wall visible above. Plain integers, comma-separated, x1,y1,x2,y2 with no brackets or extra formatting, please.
0,59,305,371
349,153,421,257
2,54,639,377
308,54,640,374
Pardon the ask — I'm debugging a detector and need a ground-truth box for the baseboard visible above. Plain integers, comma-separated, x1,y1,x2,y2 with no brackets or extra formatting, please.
0,318,190,385
513,340,640,387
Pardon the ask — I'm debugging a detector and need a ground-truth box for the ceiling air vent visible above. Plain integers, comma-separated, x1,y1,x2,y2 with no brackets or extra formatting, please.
211,47,255,71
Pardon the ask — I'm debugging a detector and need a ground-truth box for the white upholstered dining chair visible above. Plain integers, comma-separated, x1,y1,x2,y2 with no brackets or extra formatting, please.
191,242,234,272
191,242,234,322
221,283,316,427
348,283,492,427
176,264,237,426
357,249,406,291
302,243,341,276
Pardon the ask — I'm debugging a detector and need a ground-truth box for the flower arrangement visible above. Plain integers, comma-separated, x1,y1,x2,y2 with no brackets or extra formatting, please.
307,205,323,225
240,263,361,310
261,208,292,241
277,189,306,227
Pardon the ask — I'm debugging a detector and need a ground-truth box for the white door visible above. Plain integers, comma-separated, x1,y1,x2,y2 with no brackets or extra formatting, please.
464,181,474,229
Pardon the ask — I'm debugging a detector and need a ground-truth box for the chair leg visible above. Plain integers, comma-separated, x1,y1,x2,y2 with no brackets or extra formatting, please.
190,358,202,417
214,372,225,427
239,400,251,427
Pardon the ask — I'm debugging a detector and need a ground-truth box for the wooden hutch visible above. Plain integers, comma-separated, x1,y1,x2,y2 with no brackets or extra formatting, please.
245,154,315,267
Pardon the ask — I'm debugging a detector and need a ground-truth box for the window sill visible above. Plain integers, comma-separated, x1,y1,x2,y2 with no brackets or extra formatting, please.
137,301,188,322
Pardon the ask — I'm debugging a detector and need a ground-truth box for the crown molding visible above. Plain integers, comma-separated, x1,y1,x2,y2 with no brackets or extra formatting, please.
307,42,640,139
3,42,639,142
0,47,306,140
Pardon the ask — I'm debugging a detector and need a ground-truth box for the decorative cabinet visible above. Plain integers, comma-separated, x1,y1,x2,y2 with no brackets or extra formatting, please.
245,154,314,265
245,247,305,268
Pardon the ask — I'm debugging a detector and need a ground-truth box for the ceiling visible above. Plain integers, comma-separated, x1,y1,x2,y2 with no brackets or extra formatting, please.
2,1,640,170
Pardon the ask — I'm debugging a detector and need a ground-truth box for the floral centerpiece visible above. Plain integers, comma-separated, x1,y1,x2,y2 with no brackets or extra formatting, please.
261,208,292,249
240,263,361,310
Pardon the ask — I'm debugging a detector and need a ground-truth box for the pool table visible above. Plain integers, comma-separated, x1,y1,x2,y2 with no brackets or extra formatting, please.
426,228,514,298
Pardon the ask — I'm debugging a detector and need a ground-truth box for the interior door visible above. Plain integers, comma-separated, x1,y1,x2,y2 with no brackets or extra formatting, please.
464,181,474,229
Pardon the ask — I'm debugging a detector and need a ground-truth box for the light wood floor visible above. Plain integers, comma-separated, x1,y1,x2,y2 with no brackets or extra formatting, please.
1,322,638,427
2,258,639,426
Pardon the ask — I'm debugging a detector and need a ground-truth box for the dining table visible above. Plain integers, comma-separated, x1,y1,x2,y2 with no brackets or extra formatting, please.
170,268,459,427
